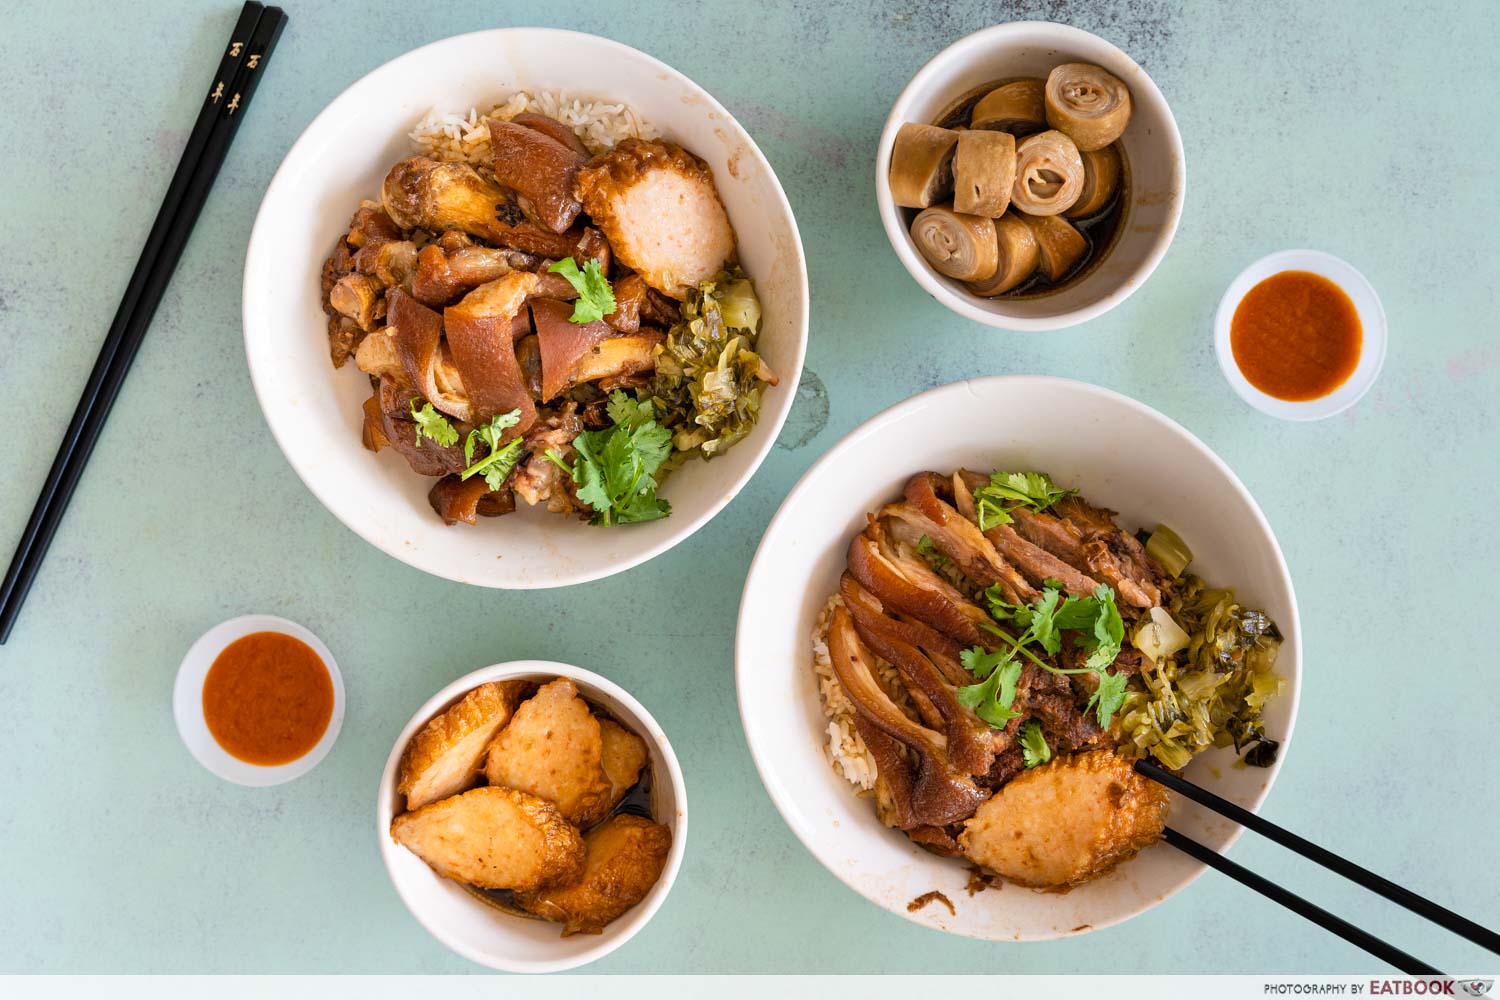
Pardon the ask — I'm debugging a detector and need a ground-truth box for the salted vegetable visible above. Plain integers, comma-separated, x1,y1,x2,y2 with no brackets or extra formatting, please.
1119,577,1283,769
643,268,775,461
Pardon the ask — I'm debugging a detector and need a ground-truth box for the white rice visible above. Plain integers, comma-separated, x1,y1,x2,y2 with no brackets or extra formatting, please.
810,594,921,792
407,89,660,171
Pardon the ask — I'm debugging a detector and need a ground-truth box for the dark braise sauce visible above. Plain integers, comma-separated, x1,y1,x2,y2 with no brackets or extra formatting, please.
1230,270,1362,401
202,631,334,765
931,78,1130,298
461,703,656,920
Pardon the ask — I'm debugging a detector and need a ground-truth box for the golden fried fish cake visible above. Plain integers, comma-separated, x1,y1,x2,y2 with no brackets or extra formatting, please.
398,680,528,811
517,814,672,935
390,786,584,892
959,749,1169,889
484,678,610,825
576,718,650,828
573,139,736,299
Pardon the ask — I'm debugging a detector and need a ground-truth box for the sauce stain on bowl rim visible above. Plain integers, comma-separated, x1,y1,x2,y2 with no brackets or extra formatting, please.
1214,249,1387,421
173,614,345,786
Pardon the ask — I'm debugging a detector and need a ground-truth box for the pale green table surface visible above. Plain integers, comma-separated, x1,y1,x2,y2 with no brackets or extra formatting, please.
2,0,1497,975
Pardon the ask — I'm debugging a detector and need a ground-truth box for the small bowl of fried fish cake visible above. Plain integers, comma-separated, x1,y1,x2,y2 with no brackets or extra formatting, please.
377,661,686,972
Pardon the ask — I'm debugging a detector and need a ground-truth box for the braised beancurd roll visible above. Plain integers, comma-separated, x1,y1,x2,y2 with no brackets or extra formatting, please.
889,123,960,209
1020,213,1088,282
1066,144,1123,219
911,204,999,282
970,79,1048,135
1045,63,1133,151
952,130,1016,218
1011,130,1084,216
966,213,1039,296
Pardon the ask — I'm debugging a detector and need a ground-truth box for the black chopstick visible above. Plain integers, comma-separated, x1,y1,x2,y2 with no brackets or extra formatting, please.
0,4,287,645
1162,826,1442,975
1137,758,1500,957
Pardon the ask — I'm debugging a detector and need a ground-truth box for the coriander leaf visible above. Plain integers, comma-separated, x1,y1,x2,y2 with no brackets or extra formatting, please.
463,409,522,465
461,409,526,488
957,656,1023,728
954,665,1026,728
1026,586,1065,655
984,584,1030,624
975,494,1014,531
916,534,948,569
409,400,458,448
984,660,1024,726
479,440,525,490
1081,584,1125,673
1043,577,1065,590
1086,668,1129,729
550,392,672,526
547,256,616,324
982,471,1078,512
1018,720,1052,768
606,390,658,431
1052,592,1101,632
960,645,1007,679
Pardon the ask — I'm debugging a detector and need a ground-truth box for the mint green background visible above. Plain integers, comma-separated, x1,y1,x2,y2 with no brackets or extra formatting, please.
2,0,1497,975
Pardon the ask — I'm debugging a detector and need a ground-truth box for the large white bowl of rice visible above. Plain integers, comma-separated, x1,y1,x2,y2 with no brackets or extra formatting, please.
243,28,807,588
736,375,1300,941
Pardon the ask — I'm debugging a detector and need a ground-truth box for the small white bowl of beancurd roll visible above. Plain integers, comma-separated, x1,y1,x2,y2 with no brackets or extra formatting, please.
877,22,1184,331
376,660,687,972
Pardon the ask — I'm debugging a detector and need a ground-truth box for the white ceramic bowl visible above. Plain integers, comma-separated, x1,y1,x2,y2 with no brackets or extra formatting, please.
876,22,1185,331
377,660,688,973
736,375,1301,940
1214,249,1387,421
244,28,808,588
173,614,345,786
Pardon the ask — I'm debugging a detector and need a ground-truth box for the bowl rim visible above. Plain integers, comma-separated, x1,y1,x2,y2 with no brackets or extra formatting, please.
172,614,345,787
242,26,809,589
734,374,1302,939
874,21,1186,331
1213,248,1388,421
375,658,689,973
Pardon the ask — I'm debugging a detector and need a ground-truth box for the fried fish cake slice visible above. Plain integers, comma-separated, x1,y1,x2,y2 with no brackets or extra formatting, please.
484,678,611,825
398,680,529,811
517,814,672,935
390,786,584,891
576,718,650,828
573,139,736,299
958,749,1169,889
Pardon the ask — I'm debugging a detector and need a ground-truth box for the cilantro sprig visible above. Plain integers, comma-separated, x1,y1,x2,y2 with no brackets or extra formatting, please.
958,581,1130,733
547,391,672,526
1018,720,1052,768
547,256,616,324
974,471,1078,531
410,400,458,448
461,409,525,491
955,648,1023,727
